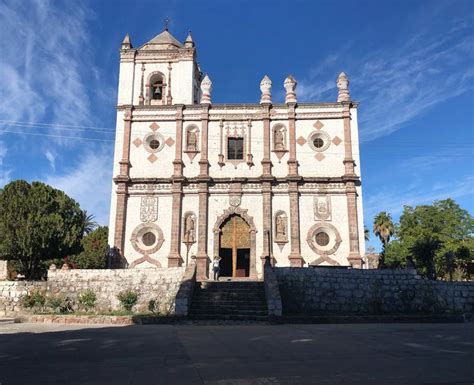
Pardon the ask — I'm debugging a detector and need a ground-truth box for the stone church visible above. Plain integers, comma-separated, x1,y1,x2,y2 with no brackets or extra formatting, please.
108,28,365,280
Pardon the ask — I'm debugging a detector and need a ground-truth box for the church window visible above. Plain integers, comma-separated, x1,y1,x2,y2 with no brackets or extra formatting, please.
149,139,160,150
142,232,156,246
227,137,244,160
315,231,330,246
313,137,324,148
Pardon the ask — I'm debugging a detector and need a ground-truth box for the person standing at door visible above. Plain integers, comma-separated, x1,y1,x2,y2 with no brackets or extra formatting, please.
212,256,221,281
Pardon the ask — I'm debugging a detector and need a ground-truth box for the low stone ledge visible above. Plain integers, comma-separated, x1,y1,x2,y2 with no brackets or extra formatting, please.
26,314,134,325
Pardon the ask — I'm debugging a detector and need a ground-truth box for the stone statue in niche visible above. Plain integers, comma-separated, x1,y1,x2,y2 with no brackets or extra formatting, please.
314,195,331,221
184,213,196,244
140,196,158,223
187,128,198,151
276,215,286,240
274,127,285,150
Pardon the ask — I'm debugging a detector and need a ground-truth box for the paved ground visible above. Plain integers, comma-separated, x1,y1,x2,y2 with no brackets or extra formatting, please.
0,322,473,385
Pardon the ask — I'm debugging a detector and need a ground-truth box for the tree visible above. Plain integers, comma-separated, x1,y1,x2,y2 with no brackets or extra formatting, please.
386,199,473,279
0,180,85,279
364,226,370,241
69,226,108,269
82,211,98,235
373,211,395,267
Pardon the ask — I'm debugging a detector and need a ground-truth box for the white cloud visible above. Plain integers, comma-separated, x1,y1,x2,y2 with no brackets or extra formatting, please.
0,142,11,187
0,0,98,136
44,149,56,171
297,13,474,141
45,148,113,226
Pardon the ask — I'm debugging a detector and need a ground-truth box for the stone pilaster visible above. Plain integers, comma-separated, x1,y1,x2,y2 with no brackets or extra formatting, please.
288,181,303,267
287,103,298,176
196,106,210,279
261,104,272,176
114,109,132,265
173,105,184,176
196,182,209,280
341,102,362,267
261,181,272,265
167,181,183,267
346,182,362,268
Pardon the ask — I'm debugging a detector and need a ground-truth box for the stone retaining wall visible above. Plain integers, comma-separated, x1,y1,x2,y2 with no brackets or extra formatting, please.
0,267,185,317
0,281,47,317
275,267,474,315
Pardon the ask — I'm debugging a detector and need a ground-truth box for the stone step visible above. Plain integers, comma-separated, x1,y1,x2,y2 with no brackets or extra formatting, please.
193,294,266,301
189,314,269,321
190,308,268,316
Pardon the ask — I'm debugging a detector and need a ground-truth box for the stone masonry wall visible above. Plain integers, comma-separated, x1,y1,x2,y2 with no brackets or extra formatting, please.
275,267,474,315
0,267,185,317
0,281,47,317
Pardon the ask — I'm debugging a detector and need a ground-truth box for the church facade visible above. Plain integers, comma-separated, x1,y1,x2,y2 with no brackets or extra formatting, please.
108,28,365,279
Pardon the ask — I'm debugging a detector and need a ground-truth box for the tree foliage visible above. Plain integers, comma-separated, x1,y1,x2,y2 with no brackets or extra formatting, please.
384,199,474,279
0,180,85,279
69,226,108,269
372,211,395,267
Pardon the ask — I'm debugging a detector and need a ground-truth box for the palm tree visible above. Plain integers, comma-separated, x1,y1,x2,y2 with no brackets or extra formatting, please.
373,212,394,267
364,226,370,241
409,235,441,280
82,211,98,235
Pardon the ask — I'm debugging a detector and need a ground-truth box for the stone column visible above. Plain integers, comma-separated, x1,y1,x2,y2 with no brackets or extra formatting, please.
346,181,361,268
113,109,132,265
286,103,303,266
288,181,303,267
167,106,185,267
260,103,273,270
341,103,362,267
196,106,210,279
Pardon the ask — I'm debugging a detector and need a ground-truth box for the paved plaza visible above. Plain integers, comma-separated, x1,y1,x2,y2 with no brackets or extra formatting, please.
0,322,473,385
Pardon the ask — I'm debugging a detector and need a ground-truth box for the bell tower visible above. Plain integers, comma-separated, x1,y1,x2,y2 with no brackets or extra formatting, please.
117,28,202,107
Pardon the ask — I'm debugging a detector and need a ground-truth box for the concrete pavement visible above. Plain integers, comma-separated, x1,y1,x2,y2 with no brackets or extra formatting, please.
0,322,473,384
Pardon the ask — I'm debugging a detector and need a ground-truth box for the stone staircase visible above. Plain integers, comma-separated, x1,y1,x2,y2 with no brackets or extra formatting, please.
189,280,268,321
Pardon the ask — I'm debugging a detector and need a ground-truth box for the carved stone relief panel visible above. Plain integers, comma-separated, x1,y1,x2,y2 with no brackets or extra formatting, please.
129,222,164,268
314,195,331,221
182,212,197,245
140,196,158,222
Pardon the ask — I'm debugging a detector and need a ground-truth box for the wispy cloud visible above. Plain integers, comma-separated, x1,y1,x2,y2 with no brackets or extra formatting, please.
45,148,113,225
297,12,474,141
0,0,103,136
0,141,11,186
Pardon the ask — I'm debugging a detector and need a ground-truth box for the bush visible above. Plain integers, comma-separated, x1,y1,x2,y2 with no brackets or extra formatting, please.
117,290,139,312
21,290,46,310
148,299,158,314
47,295,74,314
78,290,97,312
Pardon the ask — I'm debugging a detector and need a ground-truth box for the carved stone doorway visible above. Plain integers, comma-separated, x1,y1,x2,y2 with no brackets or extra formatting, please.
219,214,250,277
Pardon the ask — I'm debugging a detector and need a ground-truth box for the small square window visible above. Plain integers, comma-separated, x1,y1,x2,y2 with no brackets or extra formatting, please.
227,138,244,160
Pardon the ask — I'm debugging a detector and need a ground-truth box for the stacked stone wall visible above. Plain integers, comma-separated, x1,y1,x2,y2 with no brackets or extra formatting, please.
0,281,47,317
0,268,185,317
275,267,474,315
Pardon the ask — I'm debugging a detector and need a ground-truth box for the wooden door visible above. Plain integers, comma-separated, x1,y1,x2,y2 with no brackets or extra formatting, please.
220,215,250,277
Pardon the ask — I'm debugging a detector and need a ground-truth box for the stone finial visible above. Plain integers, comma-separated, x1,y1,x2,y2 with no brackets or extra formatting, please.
61,263,70,271
49,264,57,271
184,31,194,48
121,33,132,49
260,75,272,104
337,72,350,102
200,74,212,104
284,74,297,104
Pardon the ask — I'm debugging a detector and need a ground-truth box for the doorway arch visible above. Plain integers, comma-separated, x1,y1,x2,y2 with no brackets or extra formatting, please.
212,207,257,278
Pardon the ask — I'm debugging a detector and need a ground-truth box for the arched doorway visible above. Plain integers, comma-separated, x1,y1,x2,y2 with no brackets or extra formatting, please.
219,214,251,277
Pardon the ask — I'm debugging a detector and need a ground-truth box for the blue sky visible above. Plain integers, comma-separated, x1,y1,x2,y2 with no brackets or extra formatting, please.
0,0,473,252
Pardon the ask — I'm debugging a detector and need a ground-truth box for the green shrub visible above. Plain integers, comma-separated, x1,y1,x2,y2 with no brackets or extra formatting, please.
21,290,46,310
47,295,74,314
117,290,139,312
148,299,158,314
78,290,97,312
